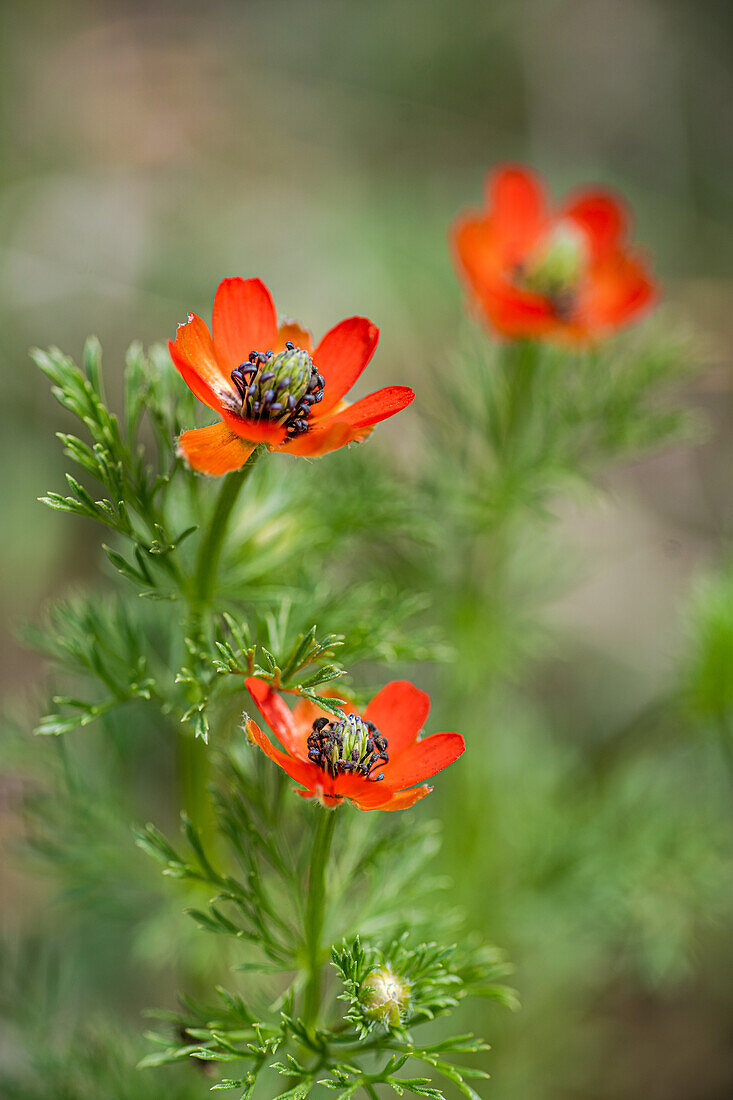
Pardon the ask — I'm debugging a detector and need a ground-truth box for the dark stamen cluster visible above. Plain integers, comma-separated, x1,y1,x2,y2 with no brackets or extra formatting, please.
547,288,576,321
230,342,325,437
511,262,578,322
307,714,389,782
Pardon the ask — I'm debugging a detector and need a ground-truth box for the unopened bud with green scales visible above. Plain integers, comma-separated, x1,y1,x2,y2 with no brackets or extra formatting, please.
361,965,411,1028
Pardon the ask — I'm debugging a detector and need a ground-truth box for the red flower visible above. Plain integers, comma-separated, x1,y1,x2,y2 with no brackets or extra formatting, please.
244,678,465,811
170,277,415,475
452,164,656,343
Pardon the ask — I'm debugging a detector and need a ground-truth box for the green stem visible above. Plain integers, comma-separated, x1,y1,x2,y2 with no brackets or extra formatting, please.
180,447,262,837
715,713,733,791
501,338,537,457
192,447,262,607
303,808,337,1026
178,730,211,839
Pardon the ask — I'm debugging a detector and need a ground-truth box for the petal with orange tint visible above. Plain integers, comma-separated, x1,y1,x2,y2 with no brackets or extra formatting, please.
245,677,308,759
352,784,433,812
244,716,317,789
382,732,465,791
582,253,655,331
172,313,231,399
293,788,318,801
363,681,431,757
329,772,376,802
378,785,433,811
477,281,560,340
212,277,279,376
220,407,289,446
313,317,380,415
276,320,314,354
452,216,506,290
169,340,225,414
316,386,415,432
179,422,255,476
279,421,353,457
486,164,546,258
563,190,626,261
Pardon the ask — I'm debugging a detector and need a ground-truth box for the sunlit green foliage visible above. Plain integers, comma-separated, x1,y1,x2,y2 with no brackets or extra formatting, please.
3,300,729,1100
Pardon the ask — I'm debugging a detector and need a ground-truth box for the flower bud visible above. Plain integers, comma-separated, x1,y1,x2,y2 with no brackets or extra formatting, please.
362,965,410,1027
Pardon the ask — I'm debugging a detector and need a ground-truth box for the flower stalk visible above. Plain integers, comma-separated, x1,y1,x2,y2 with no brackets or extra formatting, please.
180,446,263,836
192,445,263,609
303,806,338,1026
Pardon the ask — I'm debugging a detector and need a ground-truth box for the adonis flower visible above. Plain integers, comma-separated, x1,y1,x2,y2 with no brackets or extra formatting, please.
169,277,414,475
452,164,656,342
244,678,465,811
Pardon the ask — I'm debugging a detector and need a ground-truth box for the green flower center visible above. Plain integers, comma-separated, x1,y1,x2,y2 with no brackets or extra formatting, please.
230,343,324,436
517,221,588,318
307,713,389,781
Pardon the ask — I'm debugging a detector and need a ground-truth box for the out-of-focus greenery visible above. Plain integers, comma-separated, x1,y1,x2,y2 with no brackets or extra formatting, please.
1,1,732,1098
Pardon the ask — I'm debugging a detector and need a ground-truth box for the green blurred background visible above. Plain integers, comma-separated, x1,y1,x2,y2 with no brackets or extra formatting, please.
1,1,732,1097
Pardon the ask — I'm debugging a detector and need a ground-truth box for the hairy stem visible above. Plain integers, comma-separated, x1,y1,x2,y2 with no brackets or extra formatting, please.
303,808,337,1026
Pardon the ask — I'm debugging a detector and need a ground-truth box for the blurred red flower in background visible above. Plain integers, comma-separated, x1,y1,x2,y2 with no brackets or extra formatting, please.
170,277,414,474
244,677,465,811
452,164,656,343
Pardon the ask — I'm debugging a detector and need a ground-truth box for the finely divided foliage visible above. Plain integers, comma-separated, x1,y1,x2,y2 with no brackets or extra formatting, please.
135,766,513,1098
31,319,508,1097
17,165,710,1098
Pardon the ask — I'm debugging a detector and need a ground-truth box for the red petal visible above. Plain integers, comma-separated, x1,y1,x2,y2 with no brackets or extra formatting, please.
563,190,626,261
452,216,566,340
452,215,505,290
452,215,563,342
351,784,433,812
276,320,314,354
169,340,224,413
179,422,255,475
277,420,353,457
245,677,307,759
382,732,465,790
486,164,546,258
380,785,432,811
325,773,399,810
315,387,415,431
581,252,656,331
212,277,279,376
477,282,560,340
170,313,231,410
313,317,380,415
220,407,289,446
244,715,317,789
363,680,430,757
